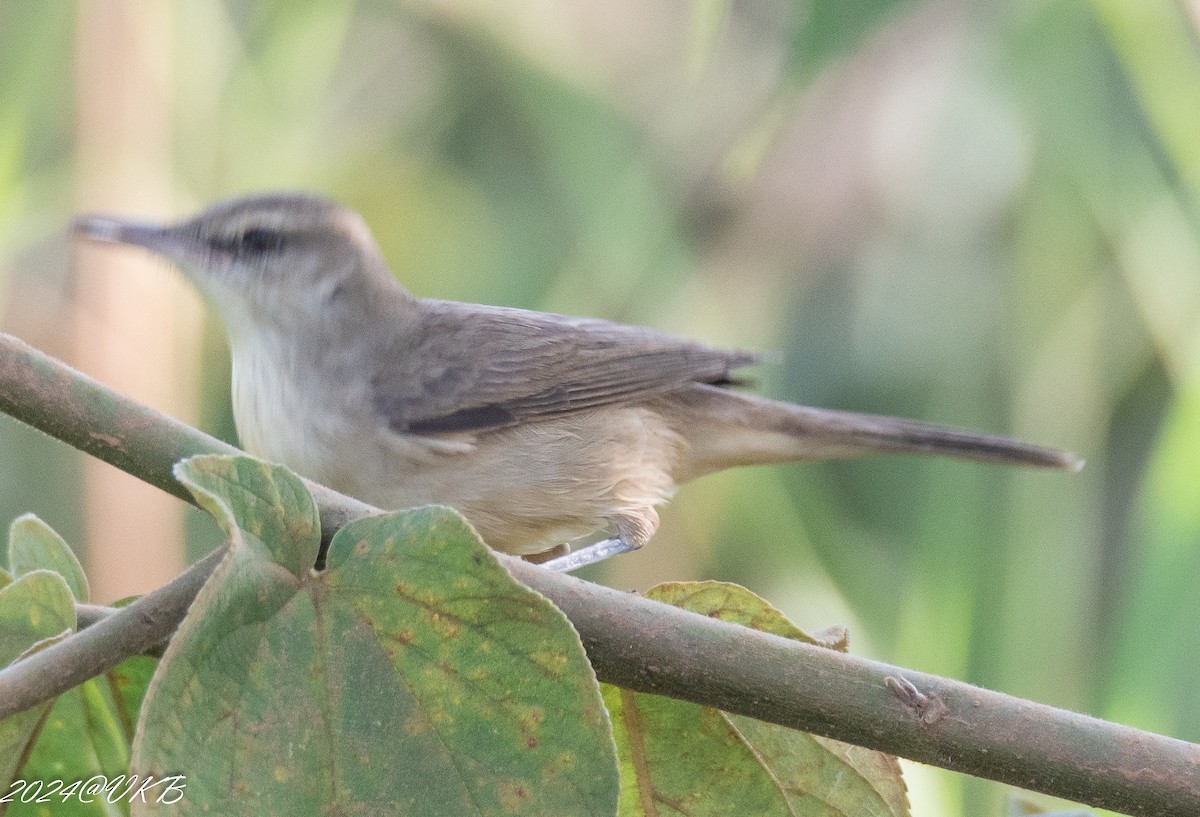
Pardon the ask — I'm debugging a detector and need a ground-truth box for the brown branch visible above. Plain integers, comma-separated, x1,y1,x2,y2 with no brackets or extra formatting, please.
506,559,1200,815
0,331,1197,815
6,548,224,702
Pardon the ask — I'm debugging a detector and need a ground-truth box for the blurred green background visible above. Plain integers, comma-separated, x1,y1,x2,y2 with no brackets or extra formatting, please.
2,1,1199,814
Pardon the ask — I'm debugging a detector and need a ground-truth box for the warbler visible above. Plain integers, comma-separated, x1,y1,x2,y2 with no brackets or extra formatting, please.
74,193,1081,569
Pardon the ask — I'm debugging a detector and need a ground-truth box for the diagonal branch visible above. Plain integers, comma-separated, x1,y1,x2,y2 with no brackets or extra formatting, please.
0,331,1196,816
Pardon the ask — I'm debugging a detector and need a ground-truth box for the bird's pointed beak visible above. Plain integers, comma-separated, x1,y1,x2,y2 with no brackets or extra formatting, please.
72,215,173,254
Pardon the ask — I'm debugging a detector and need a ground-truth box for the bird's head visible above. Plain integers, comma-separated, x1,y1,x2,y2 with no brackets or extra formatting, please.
74,192,400,337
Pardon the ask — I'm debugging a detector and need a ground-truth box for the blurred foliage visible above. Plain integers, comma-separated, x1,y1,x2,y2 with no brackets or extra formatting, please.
0,1,1198,814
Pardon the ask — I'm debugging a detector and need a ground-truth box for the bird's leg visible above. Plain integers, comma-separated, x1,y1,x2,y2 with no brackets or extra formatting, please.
523,543,569,565
539,508,656,572
539,536,640,572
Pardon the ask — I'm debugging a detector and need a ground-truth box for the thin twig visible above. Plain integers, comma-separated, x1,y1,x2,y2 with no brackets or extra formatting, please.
0,331,1197,815
2,547,224,705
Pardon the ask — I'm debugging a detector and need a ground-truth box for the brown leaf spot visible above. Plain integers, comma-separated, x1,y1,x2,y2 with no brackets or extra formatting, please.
498,781,531,813
519,707,544,750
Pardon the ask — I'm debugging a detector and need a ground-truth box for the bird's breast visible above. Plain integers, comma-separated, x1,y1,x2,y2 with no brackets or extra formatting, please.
232,344,302,463
228,330,441,498
229,332,353,483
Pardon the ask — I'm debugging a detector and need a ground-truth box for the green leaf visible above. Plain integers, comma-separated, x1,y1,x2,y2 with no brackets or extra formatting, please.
132,454,617,816
604,685,794,817
6,653,158,817
174,454,320,577
1,520,156,817
643,582,846,648
8,514,89,602
0,570,75,667
605,581,908,817
0,570,76,794
8,682,132,817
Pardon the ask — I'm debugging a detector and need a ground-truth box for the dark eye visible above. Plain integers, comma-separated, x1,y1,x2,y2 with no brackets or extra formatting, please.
233,227,283,255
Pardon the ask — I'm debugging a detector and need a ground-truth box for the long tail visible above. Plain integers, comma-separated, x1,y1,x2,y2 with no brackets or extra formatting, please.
668,385,1083,480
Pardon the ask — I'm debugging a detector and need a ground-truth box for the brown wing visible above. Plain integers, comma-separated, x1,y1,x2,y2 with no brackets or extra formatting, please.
372,300,760,435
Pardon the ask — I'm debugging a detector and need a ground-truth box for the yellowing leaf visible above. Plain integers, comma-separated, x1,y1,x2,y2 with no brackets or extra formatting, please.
131,454,618,816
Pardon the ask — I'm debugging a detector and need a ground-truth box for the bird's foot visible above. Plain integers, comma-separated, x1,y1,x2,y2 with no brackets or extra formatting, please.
539,537,639,572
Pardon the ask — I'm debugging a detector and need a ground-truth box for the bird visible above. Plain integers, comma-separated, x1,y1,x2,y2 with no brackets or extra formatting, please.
73,192,1082,570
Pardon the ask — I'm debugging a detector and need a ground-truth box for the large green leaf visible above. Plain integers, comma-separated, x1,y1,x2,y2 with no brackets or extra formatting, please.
132,454,617,816
605,582,908,817
0,570,75,797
